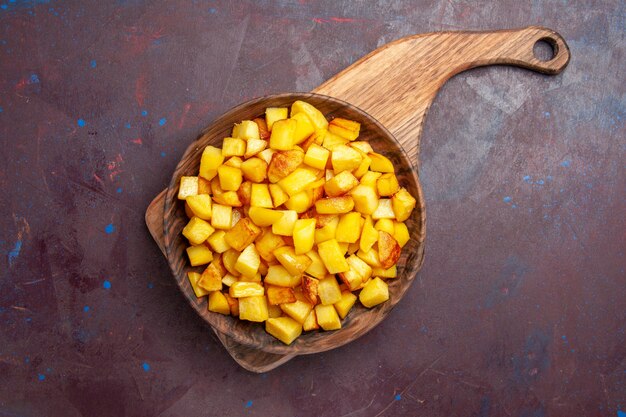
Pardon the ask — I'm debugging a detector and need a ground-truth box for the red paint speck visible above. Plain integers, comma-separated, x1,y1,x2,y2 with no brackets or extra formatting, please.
312,17,357,24
93,173,105,187
135,74,147,107
130,138,143,145
107,154,124,181
178,103,192,129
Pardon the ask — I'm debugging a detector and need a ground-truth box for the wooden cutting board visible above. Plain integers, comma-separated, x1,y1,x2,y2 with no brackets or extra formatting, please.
145,26,570,372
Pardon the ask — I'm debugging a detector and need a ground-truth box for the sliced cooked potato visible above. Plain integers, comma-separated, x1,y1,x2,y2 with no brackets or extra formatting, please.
180,100,418,344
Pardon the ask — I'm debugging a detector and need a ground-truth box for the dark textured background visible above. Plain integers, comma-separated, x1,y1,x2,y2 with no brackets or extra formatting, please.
1,1,624,416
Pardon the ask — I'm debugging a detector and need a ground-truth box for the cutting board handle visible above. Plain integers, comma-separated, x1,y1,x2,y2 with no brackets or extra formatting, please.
314,26,570,167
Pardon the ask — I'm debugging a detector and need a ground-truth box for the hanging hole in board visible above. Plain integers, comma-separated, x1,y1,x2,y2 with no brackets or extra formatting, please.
533,37,558,61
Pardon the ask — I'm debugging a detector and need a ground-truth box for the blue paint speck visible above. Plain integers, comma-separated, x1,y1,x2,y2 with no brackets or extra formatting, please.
523,175,532,183
147,282,154,289
125,122,131,129
209,7,217,13
617,410,626,417
395,394,402,401
142,362,150,372
0,107,3,112
116,187,122,193
90,60,97,68
83,305,90,312
103,280,111,289
536,179,545,185
104,223,115,234
0,4,7,10
38,374,45,381
30,74,40,83
77,119,86,127
8,239,22,266
503,196,512,203
159,117,167,126
141,110,148,116
160,151,166,157
543,111,550,118
245,400,253,408
561,160,571,168
24,357,30,363
25,317,32,323
511,204,517,209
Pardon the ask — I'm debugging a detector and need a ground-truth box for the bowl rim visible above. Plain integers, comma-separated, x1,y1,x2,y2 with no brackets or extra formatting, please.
163,92,425,354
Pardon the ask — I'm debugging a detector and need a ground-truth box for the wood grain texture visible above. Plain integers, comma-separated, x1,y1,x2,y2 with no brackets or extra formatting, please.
145,26,570,372
314,26,570,167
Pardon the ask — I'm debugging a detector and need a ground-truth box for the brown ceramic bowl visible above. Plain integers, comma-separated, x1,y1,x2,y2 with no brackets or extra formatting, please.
163,92,425,355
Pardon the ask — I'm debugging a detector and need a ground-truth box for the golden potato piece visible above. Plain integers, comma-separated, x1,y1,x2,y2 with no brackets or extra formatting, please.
266,316,302,345
266,285,296,305
224,218,261,251
378,231,401,269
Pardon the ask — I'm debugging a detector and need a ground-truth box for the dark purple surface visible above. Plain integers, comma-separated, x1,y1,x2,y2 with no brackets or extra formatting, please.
1,1,624,416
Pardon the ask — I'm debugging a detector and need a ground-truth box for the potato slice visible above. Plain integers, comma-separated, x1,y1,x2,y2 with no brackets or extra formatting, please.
238,295,269,322
280,298,313,324
331,145,362,173
317,239,349,273
186,194,212,220
302,309,320,331
272,210,298,236
186,245,213,266
273,246,312,276
304,143,330,170
267,149,304,183
199,145,223,180
241,157,268,183
291,100,328,131
222,137,246,157
392,187,417,222
255,230,286,262
187,271,209,298
266,316,302,345
235,244,261,278
324,170,358,197
372,199,396,220
315,196,355,214
269,119,296,150
317,276,342,305
264,265,301,287
208,291,231,315
229,282,264,298
178,176,198,200
315,304,341,330
182,217,215,245
377,173,400,197
359,216,378,252
253,118,270,140
334,290,357,319
250,184,273,208
232,120,260,140
359,277,389,308
368,152,394,173
293,218,316,254
266,107,288,131
378,231,401,269
266,285,296,305
302,275,319,305
336,212,363,243
224,218,261,251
